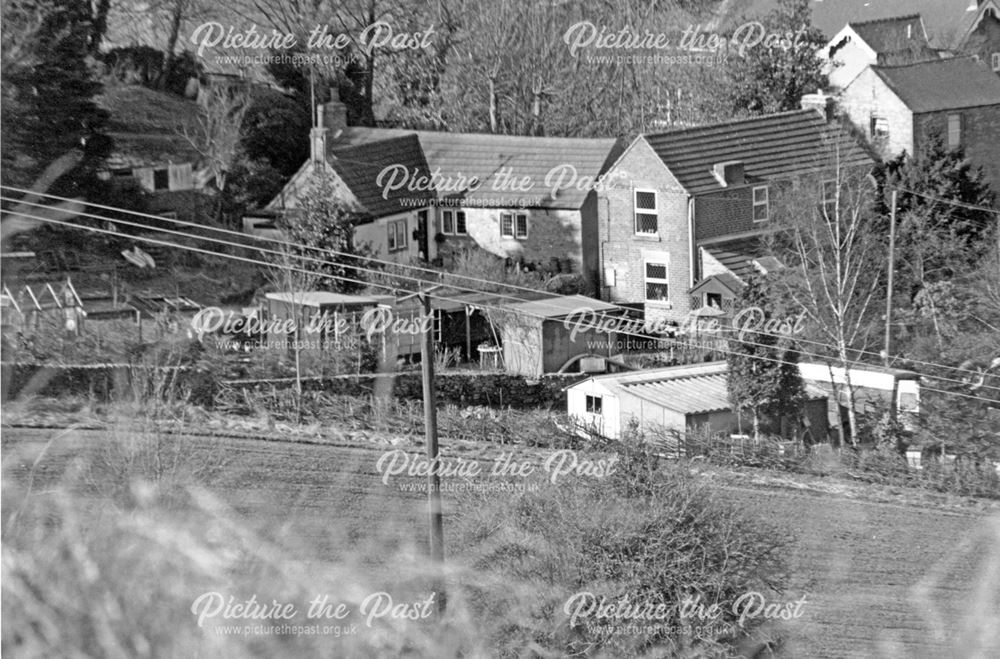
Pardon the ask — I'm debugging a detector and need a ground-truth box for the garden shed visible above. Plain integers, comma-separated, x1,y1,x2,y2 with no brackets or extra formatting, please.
498,294,623,378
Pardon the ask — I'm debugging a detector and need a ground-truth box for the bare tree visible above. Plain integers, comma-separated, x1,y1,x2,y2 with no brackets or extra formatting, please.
768,157,887,446
179,85,252,198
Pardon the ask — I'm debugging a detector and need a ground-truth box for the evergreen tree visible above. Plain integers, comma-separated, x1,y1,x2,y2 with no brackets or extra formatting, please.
276,171,369,294
1,0,109,189
726,0,827,115
726,274,806,439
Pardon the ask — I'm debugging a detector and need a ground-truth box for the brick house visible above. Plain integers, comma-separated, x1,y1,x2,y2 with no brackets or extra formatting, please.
821,15,937,90
262,95,623,287
838,56,1000,188
594,105,873,327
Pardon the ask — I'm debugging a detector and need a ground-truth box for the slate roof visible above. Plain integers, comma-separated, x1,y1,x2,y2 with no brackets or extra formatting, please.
328,135,435,218
578,361,827,416
872,57,1000,113
332,127,623,210
688,272,744,296
848,15,930,53
644,110,873,195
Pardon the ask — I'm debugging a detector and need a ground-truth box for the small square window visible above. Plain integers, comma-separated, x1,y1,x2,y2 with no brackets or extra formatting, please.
387,219,408,252
870,115,889,139
585,394,602,414
752,185,768,222
455,210,467,235
706,292,723,308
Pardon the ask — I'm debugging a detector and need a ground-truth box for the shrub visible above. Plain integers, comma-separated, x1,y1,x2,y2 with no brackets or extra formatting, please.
451,443,791,656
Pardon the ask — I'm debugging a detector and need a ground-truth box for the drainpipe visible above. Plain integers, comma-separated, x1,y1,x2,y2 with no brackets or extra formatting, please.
687,196,696,288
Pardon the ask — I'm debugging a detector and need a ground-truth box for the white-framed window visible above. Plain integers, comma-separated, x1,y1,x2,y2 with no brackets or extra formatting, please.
644,261,670,302
500,211,528,239
441,209,467,235
585,394,603,414
752,185,769,222
387,219,407,252
992,52,1000,72
821,179,837,217
634,189,658,234
947,113,962,149
870,114,889,139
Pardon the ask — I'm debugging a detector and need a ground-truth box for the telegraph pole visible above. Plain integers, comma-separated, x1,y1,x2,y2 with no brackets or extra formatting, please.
884,189,897,367
419,288,446,614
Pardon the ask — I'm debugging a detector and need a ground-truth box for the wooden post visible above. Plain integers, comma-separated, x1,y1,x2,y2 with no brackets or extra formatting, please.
420,291,446,613
884,189,897,366
464,306,472,363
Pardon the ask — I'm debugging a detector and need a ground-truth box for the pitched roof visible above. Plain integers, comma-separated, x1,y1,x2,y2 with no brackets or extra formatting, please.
688,272,744,296
332,127,623,210
702,237,767,281
644,110,873,195
725,0,979,50
578,361,825,416
848,15,930,53
328,135,435,218
872,57,1000,113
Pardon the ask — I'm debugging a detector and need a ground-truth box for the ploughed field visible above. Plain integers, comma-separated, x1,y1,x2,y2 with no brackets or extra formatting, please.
3,427,998,657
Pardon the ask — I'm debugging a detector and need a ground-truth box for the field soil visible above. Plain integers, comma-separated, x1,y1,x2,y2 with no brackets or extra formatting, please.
4,426,999,657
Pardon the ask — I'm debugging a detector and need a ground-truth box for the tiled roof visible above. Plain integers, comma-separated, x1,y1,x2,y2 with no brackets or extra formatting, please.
332,127,623,210
726,0,979,50
848,15,929,53
329,135,435,218
703,237,767,281
872,57,1000,113
644,110,873,195
689,272,744,296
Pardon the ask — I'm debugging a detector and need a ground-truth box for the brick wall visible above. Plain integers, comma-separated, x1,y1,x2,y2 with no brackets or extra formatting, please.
914,105,1000,192
839,66,914,158
596,138,691,325
694,187,760,241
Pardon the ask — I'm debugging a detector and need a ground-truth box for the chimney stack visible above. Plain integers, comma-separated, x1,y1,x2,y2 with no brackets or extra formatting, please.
713,160,745,187
310,88,349,164
801,92,836,122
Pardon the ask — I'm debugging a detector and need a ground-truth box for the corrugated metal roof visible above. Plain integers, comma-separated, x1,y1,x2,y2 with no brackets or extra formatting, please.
503,294,619,320
872,57,1000,113
576,361,827,416
645,110,873,195
333,128,623,210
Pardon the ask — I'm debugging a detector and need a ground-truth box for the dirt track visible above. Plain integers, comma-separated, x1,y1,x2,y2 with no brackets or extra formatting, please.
4,426,999,657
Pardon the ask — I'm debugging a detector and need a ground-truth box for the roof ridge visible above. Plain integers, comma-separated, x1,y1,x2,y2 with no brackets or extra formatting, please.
872,54,980,71
644,109,818,139
848,13,922,27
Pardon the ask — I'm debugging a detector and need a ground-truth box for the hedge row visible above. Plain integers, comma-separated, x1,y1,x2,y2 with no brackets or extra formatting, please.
1,364,584,410
228,371,585,409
